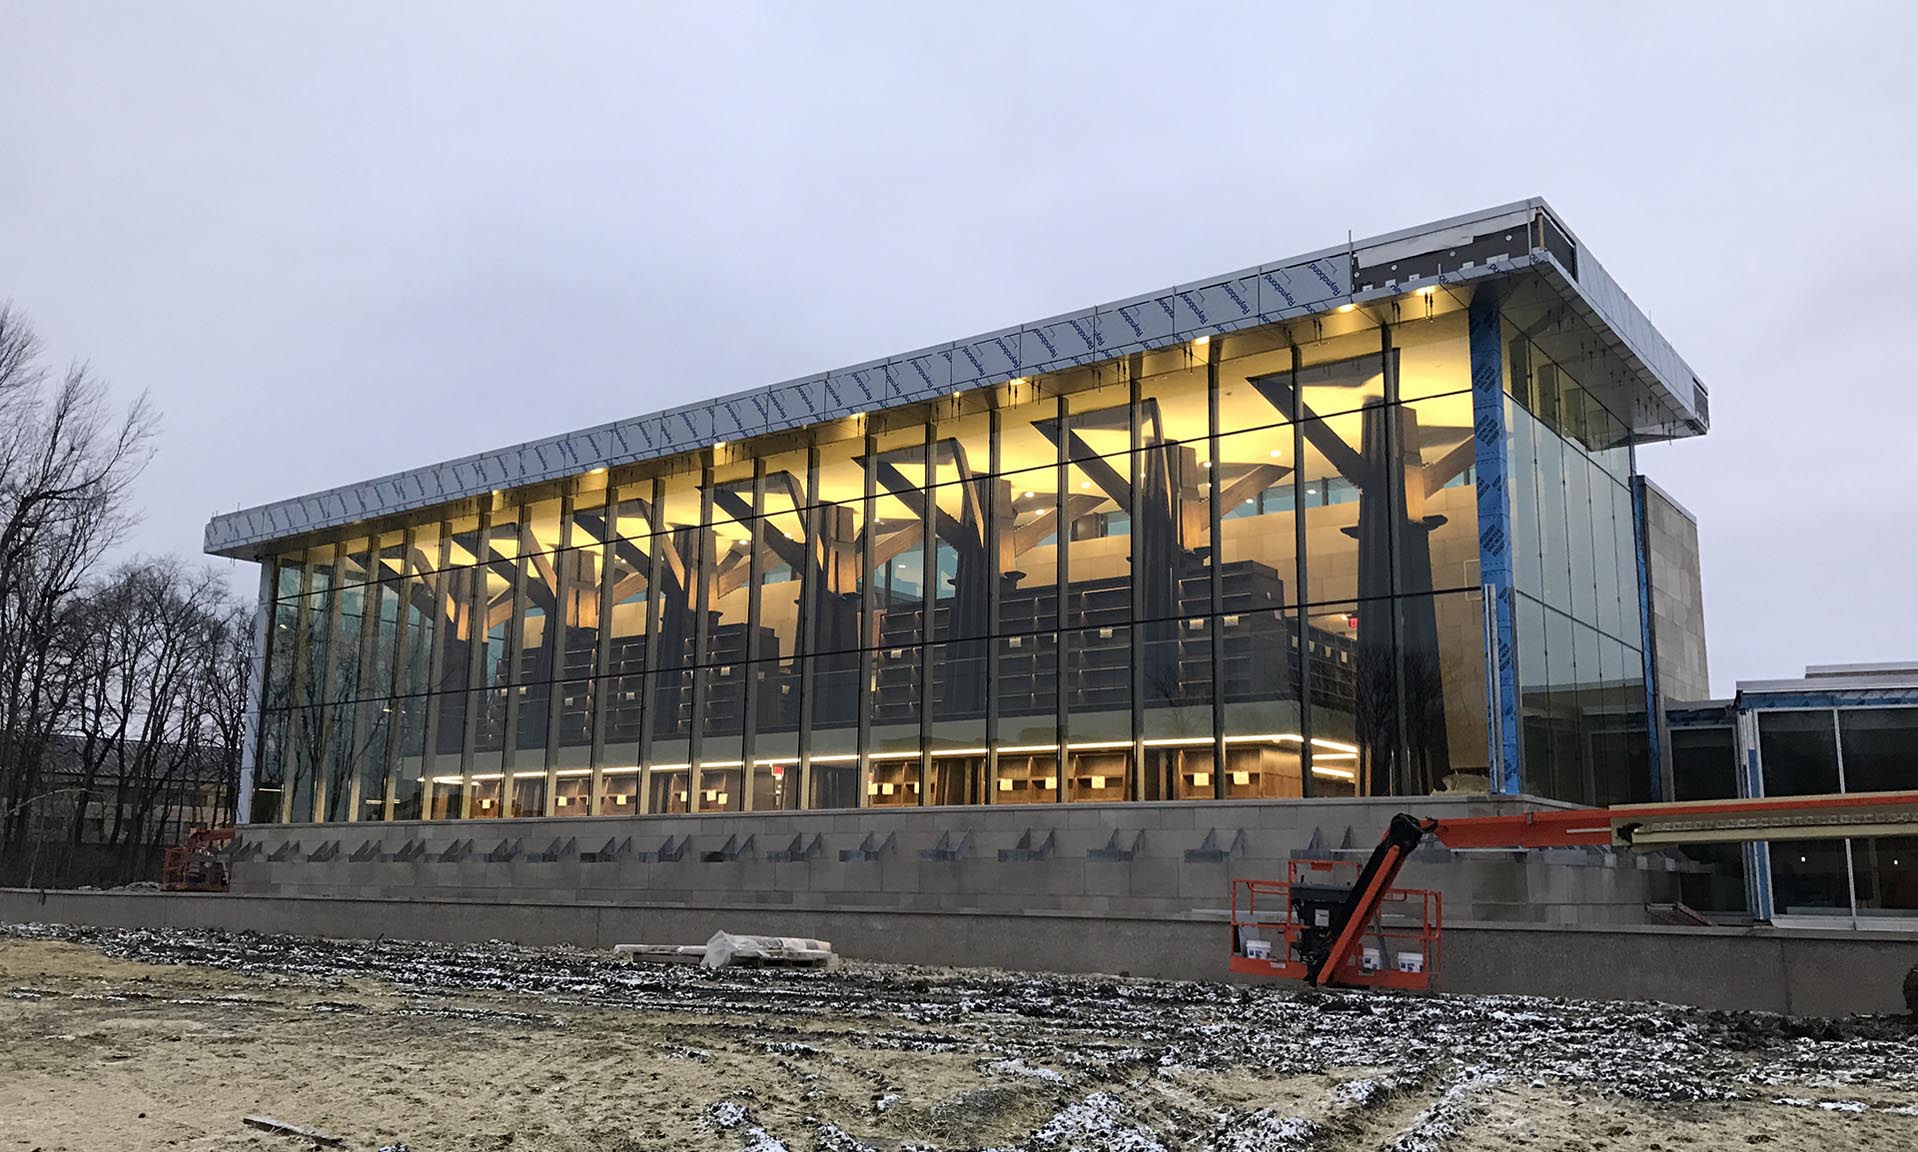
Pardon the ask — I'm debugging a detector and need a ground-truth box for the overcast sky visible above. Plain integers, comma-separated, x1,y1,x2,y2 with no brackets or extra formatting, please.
3,3,1914,696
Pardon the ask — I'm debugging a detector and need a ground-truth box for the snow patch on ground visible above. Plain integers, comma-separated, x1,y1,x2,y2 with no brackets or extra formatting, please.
1210,1108,1321,1152
983,1057,1067,1083
1383,1069,1505,1152
702,1099,790,1152
1009,1092,1168,1152
1771,1096,1867,1113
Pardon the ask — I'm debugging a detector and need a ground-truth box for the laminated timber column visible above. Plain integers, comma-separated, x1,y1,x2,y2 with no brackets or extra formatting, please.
1468,286,1521,795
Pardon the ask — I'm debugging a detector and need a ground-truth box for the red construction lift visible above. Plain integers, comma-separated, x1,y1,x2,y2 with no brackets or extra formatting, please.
1230,790,1918,989
161,826,235,892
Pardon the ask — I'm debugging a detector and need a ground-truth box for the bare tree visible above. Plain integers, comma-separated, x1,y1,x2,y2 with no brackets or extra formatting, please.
0,304,257,885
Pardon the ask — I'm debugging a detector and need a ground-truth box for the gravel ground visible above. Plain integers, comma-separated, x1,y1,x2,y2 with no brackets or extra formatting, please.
1,922,1914,1151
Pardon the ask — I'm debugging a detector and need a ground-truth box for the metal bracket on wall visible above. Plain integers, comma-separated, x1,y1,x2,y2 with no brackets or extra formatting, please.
839,831,897,862
435,838,473,864
700,834,756,862
265,840,301,863
348,840,381,863
637,835,687,863
487,839,522,863
1088,829,1145,862
386,839,426,863
1185,828,1247,863
581,836,631,863
526,837,577,863
766,833,824,862
999,829,1056,862
305,840,340,863
919,829,974,862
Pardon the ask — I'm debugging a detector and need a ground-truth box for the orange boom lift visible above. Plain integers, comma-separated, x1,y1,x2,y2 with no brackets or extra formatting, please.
1230,790,1918,989
161,826,235,892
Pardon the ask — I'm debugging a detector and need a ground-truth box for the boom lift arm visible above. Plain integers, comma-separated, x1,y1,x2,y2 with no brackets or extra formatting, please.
1303,790,1918,986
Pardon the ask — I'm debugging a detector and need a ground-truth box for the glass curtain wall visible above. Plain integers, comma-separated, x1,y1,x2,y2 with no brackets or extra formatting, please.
1502,304,1651,807
255,297,1516,823
1757,706,1918,925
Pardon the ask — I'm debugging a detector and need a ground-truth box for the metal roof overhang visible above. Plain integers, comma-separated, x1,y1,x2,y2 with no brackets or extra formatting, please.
204,197,1707,560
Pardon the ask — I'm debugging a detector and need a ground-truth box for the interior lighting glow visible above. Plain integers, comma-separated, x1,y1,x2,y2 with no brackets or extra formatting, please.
1192,335,1210,351
1336,303,1356,313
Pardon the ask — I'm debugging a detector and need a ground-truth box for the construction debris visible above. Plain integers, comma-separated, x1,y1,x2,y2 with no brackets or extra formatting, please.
241,1115,343,1145
613,931,835,970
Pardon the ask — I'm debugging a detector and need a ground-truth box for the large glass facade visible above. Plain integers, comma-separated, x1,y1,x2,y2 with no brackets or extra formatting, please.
251,292,1645,824
1503,304,1652,808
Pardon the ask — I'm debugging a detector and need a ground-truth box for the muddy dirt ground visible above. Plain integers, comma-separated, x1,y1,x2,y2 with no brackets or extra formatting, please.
1,924,1914,1151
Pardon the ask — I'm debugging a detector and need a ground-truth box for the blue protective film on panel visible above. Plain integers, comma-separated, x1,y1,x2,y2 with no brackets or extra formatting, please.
1468,287,1521,795
1632,477,1664,801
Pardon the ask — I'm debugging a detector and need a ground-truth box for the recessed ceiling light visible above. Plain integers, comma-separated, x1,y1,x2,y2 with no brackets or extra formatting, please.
1268,449,1282,458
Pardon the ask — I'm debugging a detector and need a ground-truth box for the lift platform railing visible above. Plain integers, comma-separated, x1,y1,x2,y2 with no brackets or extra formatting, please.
1229,859,1441,991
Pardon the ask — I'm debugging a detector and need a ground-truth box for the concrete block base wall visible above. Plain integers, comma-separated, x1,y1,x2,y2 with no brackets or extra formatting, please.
224,795,1688,927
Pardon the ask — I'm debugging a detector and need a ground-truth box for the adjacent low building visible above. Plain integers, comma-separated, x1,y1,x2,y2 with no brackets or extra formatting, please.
1669,664,1918,929
206,199,1710,833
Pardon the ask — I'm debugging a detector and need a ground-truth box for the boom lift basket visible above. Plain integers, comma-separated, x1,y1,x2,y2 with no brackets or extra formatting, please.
1229,860,1440,991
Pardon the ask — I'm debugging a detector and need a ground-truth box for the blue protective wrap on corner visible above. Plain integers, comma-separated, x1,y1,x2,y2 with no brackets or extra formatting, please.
1468,289,1521,795
1631,477,1664,800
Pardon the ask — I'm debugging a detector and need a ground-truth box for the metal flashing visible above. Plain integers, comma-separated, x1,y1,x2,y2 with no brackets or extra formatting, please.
205,197,1707,559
